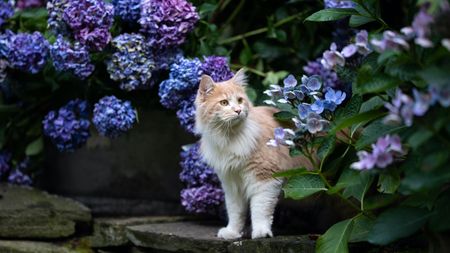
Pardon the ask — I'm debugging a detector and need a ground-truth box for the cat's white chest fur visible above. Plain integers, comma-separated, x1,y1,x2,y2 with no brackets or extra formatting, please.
199,118,260,175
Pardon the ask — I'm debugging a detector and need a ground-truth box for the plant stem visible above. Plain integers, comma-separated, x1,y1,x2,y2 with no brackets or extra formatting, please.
318,171,362,212
218,11,307,45
230,63,266,77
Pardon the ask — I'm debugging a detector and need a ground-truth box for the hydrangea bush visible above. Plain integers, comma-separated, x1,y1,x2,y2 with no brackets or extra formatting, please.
0,0,449,250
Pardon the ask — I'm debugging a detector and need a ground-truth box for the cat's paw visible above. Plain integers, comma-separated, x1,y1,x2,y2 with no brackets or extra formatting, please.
217,227,242,240
251,227,273,239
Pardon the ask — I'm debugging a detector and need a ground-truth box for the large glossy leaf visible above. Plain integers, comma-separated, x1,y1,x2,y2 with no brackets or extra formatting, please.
368,207,431,245
349,15,375,27
355,67,400,94
305,8,357,22
377,171,400,194
349,215,374,243
316,218,354,253
283,174,327,200
429,193,450,232
355,120,404,150
330,110,385,134
342,171,374,205
25,136,44,156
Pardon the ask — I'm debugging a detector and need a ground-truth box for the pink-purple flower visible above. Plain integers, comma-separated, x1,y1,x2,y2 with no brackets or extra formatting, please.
351,135,404,170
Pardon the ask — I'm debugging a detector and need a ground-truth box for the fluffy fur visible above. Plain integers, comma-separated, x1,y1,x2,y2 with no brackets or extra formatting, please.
195,69,310,239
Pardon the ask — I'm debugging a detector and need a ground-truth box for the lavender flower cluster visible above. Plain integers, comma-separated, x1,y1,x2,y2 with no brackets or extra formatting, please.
93,96,137,138
139,0,199,48
181,184,224,214
384,86,450,127
47,0,69,33
17,0,46,9
351,135,404,170
0,153,32,186
50,36,95,79
5,32,50,74
43,99,91,152
112,0,141,23
107,33,155,91
158,55,233,133
0,1,14,27
303,58,341,89
264,74,347,146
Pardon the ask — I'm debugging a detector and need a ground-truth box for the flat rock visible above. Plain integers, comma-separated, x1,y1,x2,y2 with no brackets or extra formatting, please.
126,221,315,253
0,240,83,253
88,216,190,248
0,184,91,239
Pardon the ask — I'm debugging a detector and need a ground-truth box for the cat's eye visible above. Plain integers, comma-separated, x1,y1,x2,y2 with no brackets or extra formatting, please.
237,97,244,104
220,100,229,106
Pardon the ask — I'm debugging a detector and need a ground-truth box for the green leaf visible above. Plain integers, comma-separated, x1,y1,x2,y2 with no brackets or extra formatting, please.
273,167,310,178
331,110,385,134
419,66,450,86
334,95,363,122
359,96,385,113
364,194,399,211
355,120,404,150
368,207,431,245
349,15,375,27
342,171,374,204
429,193,450,232
305,8,357,22
317,136,336,161
377,171,400,194
262,71,289,86
246,87,257,103
283,174,327,200
349,215,374,243
239,46,253,65
273,111,296,122
355,73,399,94
25,136,44,156
316,218,354,253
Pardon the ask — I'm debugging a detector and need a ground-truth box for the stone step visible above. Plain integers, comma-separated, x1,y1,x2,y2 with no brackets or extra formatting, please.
126,221,315,253
0,240,84,253
0,184,91,239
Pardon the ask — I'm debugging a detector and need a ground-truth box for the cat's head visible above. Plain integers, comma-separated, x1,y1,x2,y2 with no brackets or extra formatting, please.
195,68,251,133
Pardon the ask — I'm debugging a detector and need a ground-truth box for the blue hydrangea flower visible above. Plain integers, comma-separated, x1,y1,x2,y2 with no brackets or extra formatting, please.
92,96,137,138
158,79,193,110
62,0,114,51
47,0,70,34
6,32,50,74
200,56,233,82
0,151,11,177
139,0,199,48
284,74,298,89
303,75,322,91
8,169,32,185
0,59,8,83
43,99,91,152
112,0,140,23
50,35,95,79
179,143,219,187
311,100,325,114
324,0,355,9
152,47,183,71
0,1,14,27
304,59,341,89
169,57,202,85
176,98,196,134
306,113,329,134
180,184,224,214
266,127,295,147
298,103,313,120
323,88,346,111
107,33,155,91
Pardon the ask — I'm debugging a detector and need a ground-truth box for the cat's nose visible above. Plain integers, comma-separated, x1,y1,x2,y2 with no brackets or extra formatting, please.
234,109,242,115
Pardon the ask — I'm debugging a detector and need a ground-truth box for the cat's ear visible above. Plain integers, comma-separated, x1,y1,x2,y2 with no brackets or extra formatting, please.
198,75,215,95
232,68,247,86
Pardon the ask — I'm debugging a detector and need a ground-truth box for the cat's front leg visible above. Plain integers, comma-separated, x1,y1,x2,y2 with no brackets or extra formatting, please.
249,179,282,239
217,180,247,240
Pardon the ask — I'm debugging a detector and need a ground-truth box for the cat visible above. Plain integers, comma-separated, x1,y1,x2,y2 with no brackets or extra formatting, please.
194,69,310,239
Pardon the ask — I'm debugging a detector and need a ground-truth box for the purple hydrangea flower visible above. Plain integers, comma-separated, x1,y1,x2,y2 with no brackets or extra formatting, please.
158,79,192,110
411,7,434,47
8,169,32,185
304,75,322,91
43,99,91,152
139,0,199,48
0,1,14,27
200,56,233,82
370,31,410,53
355,30,371,55
306,113,329,134
17,0,45,9
50,36,95,79
152,47,183,71
267,127,295,147
112,0,140,23
107,33,155,91
284,74,297,89
0,151,11,177
351,135,404,170
180,184,224,214
324,0,355,9
176,99,196,134
47,0,69,34
384,89,434,126
6,32,50,74
429,84,450,108
92,96,137,138
179,143,219,187
63,0,114,51
321,43,345,69
303,59,341,89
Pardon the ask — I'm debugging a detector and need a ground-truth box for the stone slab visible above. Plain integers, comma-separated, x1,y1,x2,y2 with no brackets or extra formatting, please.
0,240,85,253
126,221,315,253
87,216,191,248
0,184,91,239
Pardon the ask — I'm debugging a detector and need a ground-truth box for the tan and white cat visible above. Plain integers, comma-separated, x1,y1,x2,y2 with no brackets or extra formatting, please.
195,69,310,239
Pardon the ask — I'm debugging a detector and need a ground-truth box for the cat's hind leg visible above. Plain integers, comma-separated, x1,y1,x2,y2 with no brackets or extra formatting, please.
217,179,247,240
249,179,282,239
